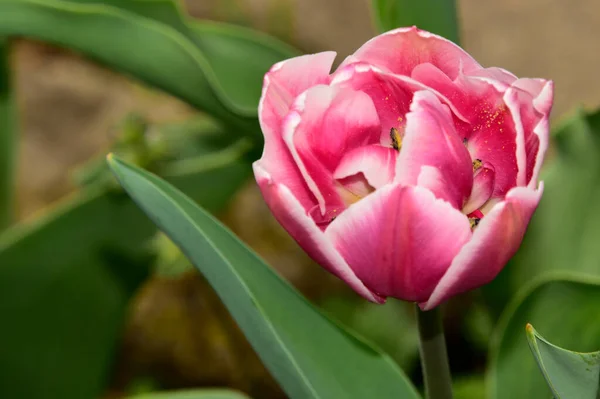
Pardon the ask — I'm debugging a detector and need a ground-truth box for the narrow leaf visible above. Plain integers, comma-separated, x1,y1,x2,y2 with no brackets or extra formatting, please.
0,143,251,399
107,155,420,399
372,0,460,43
0,0,299,131
489,274,600,399
526,324,600,399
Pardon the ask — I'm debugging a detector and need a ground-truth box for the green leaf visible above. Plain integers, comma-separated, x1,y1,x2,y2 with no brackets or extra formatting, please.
0,142,251,399
107,155,421,399
0,38,15,230
526,324,600,399
486,108,600,314
372,0,460,44
127,389,251,399
489,273,600,399
0,0,299,131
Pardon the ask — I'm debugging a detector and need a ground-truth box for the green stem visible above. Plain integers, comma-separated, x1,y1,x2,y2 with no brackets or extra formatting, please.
416,304,453,399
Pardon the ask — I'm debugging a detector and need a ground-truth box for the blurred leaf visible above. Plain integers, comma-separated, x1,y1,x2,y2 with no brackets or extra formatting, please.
486,108,600,314
127,389,251,399
0,38,15,230
107,155,421,399
320,297,419,371
0,0,299,132
453,375,486,399
489,274,600,399
526,324,600,399
0,141,251,399
372,0,460,43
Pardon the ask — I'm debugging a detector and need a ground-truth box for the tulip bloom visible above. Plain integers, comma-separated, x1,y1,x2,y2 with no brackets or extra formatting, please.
253,27,553,309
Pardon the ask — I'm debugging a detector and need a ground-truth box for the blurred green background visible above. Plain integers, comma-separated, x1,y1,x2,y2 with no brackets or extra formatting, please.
2,0,600,398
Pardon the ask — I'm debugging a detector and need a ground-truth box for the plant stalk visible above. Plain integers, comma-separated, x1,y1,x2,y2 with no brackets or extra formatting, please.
416,304,453,399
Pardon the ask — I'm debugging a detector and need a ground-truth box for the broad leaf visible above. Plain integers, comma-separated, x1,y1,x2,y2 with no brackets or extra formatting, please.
486,108,600,314
489,274,600,399
0,142,251,399
526,324,600,399
128,389,251,399
107,155,420,399
0,38,15,230
372,0,460,44
0,0,299,132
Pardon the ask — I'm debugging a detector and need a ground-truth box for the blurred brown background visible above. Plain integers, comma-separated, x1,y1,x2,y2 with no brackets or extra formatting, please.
7,0,598,396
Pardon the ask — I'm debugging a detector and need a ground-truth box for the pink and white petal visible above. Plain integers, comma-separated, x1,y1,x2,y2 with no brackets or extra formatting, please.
334,144,397,189
332,62,471,137
325,184,472,302
257,52,337,211
283,85,381,214
396,90,473,208
340,26,481,80
331,63,418,139
467,67,518,89
254,163,384,303
505,81,553,187
464,89,519,198
525,81,553,186
463,166,495,215
421,183,543,310
416,166,460,207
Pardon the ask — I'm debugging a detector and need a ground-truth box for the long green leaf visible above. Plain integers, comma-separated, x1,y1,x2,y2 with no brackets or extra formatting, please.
0,142,251,399
526,324,600,399
0,0,298,131
128,389,251,399
107,155,420,399
371,0,460,43
485,108,600,314
489,273,600,399
0,38,15,230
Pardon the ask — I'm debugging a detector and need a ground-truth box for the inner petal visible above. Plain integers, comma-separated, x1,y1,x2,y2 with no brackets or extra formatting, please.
283,85,381,221
330,63,422,142
395,90,473,209
334,144,398,190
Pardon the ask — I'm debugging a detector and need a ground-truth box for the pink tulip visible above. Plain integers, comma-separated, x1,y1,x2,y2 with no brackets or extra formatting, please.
253,27,553,309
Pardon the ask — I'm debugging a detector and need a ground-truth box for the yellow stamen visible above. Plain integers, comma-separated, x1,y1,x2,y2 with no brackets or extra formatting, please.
469,217,481,229
472,158,483,172
390,127,402,151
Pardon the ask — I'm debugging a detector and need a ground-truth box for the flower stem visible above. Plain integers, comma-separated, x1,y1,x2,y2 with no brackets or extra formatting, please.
415,304,453,399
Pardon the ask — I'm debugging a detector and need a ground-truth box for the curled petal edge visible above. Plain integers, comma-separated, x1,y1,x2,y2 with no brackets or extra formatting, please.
253,162,385,303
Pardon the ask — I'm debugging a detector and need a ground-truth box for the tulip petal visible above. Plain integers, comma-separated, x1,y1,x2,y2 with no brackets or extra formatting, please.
331,62,471,141
462,166,495,215
326,184,472,302
422,184,543,310
395,90,473,209
462,85,518,198
334,144,397,189
283,85,381,215
340,26,481,80
253,163,384,303
257,52,337,212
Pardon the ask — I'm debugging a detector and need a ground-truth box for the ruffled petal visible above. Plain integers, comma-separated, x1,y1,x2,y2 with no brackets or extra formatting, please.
340,26,481,80
395,90,473,209
257,52,337,212
463,165,495,214
254,163,384,303
325,184,472,302
422,184,543,310
283,85,381,216
334,144,397,189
